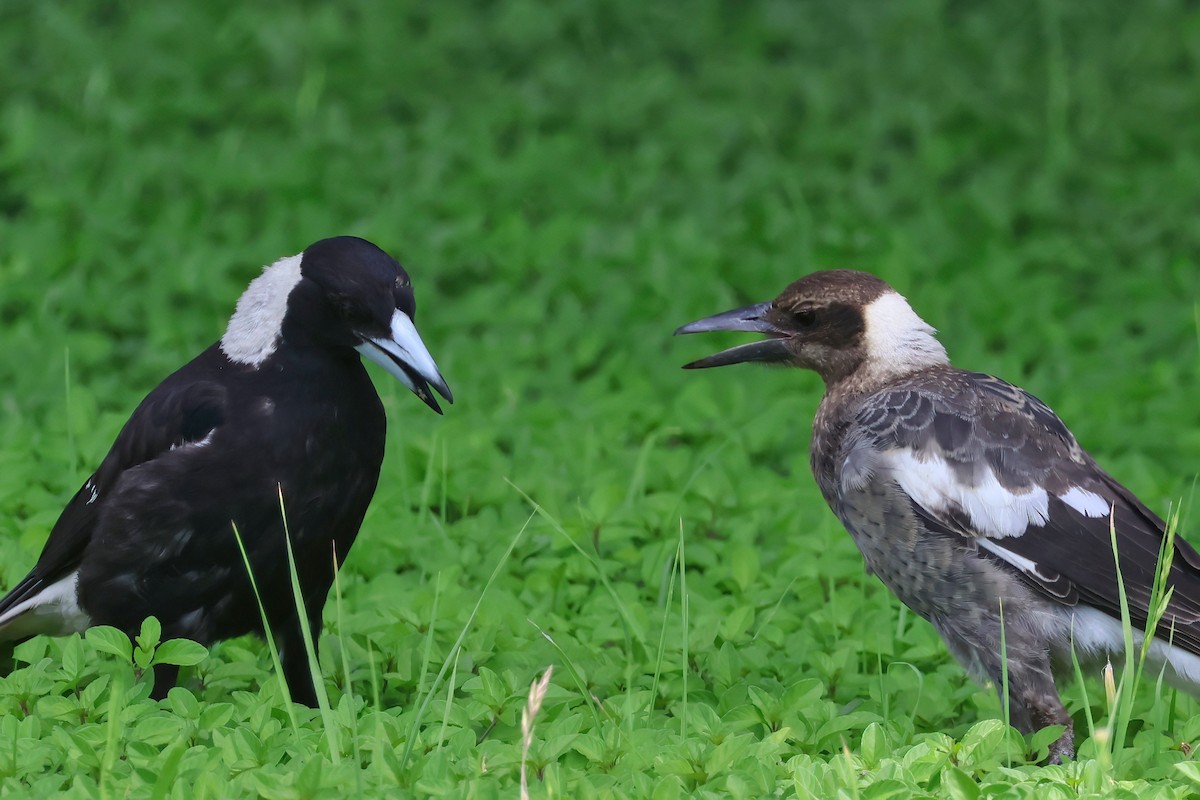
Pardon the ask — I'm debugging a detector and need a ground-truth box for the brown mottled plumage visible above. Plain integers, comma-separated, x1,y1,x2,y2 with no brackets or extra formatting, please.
677,270,1197,763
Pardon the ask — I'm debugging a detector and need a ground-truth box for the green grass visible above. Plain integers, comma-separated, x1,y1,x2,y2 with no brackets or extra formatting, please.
0,0,1199,796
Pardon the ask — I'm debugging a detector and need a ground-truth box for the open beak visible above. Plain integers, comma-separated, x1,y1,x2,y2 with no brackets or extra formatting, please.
355,310,454,414
674,301,792,369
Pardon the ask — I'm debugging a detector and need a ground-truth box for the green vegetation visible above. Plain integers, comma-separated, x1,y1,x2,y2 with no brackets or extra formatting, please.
1,0,1199,796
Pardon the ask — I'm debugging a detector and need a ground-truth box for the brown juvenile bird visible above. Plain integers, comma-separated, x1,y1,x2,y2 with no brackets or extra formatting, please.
676,270,1197,762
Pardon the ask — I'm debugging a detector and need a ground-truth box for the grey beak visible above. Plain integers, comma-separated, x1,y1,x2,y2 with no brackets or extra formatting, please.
674,302,777,336
674,302,792,369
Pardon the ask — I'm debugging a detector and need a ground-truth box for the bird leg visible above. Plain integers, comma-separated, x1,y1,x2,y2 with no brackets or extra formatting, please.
278,613,323,707
935,612,1074,763
150,663,180,701
1002,662,1074,763
0,641,14,676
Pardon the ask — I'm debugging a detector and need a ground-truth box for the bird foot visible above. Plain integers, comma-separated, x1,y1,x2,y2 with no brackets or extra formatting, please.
1046,725,1075,765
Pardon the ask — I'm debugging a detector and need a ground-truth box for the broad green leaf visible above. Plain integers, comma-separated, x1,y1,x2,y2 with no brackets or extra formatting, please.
136,615,162,653
60,634,84,683
86,626,132,663
860,722,886,767
941,766,980,800
1176,761,1200,784
152,639,209,667
862,779,916,800
718,604,754,641
729,544,760,592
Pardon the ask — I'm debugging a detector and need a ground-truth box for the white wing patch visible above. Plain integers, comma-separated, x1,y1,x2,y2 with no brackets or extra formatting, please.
1058,486,1110,518
0,571,91,640
220,253,304,367
886,449,1049,538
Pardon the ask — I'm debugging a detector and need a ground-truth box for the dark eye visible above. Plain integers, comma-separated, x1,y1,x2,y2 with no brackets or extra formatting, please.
793,309,818,328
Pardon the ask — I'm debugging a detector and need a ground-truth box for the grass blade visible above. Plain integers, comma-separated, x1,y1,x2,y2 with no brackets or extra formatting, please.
417,572,441,699
678,518,689,740
331,543,360,788
399,510,534,772
528,618,606,728
508,480,648,653
274,484,340,767
277,486,341,764
647,542,680,723
231,521,299,735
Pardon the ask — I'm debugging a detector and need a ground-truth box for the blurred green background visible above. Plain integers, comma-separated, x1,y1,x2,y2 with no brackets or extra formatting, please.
0,0,1198,796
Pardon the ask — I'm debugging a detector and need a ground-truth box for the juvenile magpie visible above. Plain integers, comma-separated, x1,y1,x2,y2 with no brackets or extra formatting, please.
0,236,452,704
676,270,1196,761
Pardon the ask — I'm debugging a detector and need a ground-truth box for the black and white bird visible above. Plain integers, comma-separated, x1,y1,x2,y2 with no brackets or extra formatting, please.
0,236,451,704
676,270,1197,761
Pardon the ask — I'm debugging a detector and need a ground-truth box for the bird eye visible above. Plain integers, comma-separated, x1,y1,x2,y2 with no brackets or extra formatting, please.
794,309,818,328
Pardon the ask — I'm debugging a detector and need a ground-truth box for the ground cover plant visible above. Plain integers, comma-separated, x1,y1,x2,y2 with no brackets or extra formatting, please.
0,0,1199,796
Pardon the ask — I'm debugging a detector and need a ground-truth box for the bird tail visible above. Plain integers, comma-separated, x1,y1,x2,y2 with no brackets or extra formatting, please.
0,575,44,635
0,572,88,642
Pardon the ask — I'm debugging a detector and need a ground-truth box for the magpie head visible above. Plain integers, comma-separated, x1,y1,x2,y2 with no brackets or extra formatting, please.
221,236,453,413
675,270,948,386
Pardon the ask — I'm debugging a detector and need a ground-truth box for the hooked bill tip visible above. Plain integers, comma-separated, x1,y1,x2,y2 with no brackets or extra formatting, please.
419,386,444,415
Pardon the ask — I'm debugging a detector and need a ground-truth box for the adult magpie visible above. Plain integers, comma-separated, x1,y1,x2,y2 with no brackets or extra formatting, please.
676,269,1196,762
0,236,452,704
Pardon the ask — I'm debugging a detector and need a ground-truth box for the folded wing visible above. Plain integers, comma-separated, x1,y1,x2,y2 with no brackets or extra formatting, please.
0,379,228,640
846,370,1200,652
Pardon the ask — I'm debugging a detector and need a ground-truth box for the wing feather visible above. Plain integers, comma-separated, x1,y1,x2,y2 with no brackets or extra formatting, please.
0,365,228,633
849,369,1200,653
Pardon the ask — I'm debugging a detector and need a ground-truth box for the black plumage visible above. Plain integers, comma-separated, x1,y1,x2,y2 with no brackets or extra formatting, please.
676,269,1196,762
0,236,452,704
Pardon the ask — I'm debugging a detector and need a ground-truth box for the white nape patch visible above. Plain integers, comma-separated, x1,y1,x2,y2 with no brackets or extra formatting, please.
85,479,98,505
220,253,304,367
886,449,1049,538
1052,606,1200,691
0,572,91,640
1059,486,1110,518
862,292,950,378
